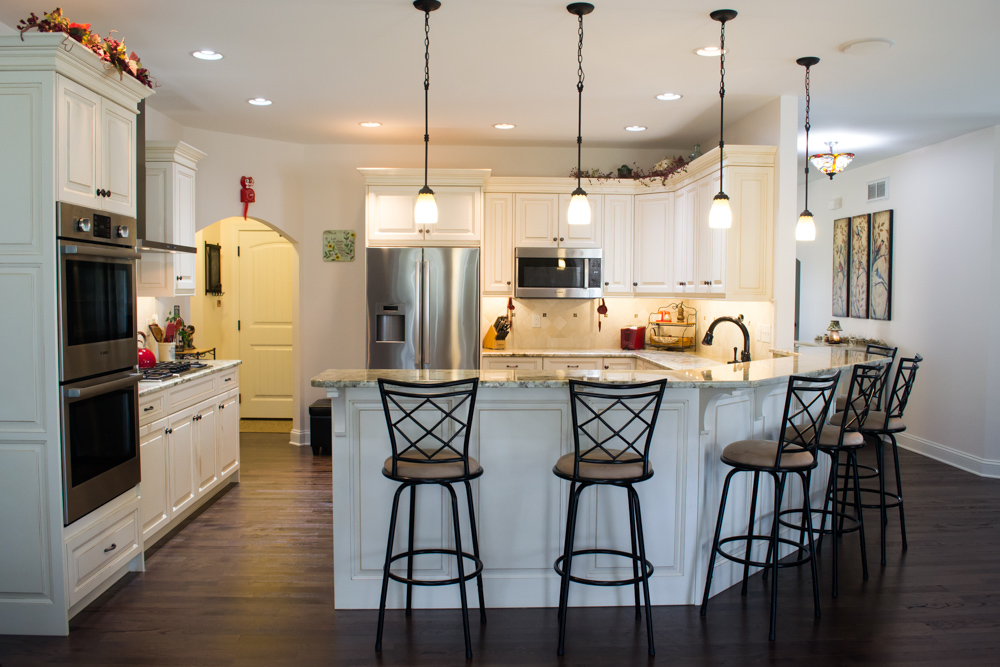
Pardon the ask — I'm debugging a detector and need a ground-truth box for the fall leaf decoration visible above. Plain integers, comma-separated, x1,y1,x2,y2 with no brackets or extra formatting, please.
570,156,689,186
17,7,154,88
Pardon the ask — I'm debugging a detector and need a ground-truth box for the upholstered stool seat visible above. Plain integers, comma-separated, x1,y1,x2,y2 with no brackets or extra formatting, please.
553,449,649,480
384,454,483,480
785,424,865,448
701,373,840,641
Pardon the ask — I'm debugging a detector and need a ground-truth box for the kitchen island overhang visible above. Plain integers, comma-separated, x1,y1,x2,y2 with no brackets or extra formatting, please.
312,348,886,610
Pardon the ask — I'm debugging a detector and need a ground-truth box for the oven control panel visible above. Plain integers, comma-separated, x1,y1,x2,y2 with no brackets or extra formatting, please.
57,201,137,249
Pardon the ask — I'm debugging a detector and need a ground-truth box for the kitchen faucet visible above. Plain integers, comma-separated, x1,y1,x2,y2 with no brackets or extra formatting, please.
702,314,752,363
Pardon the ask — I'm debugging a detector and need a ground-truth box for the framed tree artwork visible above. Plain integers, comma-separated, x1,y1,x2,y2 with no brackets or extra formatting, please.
849,213,870,319
869,210,893,320
832,217,850,317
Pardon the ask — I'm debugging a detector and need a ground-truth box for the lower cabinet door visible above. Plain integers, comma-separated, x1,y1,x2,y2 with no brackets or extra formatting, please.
139,418,170,541
218,388,240,476
194,397,219,494
167,406,197,515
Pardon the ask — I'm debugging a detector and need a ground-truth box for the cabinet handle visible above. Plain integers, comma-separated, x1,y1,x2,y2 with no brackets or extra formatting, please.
703,281,712,286
506,364,519,368
104,543,117,553
143,405,155,412
224,377,232,382
677,281,686,286
566,365,579,369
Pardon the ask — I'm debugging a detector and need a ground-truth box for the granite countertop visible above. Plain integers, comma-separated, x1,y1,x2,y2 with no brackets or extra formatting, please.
138,360,241,397
480,347,718,371
311,347,887,390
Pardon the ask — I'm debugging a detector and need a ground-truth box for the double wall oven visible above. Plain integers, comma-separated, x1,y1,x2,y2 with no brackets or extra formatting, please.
57,202,141,525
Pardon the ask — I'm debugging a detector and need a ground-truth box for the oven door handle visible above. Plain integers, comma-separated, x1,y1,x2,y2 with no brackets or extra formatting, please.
63,374,141,400
61,244,141,260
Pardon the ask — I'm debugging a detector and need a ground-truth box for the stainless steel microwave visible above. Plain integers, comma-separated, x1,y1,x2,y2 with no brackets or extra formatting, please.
514,247,602,299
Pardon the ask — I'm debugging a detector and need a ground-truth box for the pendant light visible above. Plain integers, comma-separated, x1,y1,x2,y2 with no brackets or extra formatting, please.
810,141,855,179
708,9,737,229
566,3,594,226
796,56,819,242
413,0,441,227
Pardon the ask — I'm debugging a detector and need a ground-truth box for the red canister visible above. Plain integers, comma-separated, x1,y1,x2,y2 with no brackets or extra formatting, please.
620,326,646,350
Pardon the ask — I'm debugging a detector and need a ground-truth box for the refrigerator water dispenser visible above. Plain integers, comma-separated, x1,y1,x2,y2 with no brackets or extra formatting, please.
375,305,405,343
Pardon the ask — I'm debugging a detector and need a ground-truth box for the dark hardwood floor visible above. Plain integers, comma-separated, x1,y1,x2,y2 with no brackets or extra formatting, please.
2,434,999,666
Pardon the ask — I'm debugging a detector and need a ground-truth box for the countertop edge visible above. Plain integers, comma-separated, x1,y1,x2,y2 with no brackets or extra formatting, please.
138,360,242,397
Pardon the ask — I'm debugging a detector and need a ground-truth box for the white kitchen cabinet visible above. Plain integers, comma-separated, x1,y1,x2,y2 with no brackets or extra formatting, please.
63,496,141,609
367,186,482,246
193,398,219,495
483,193,514,295
483,356,542,371
514,193,602,248
138,142,205,297
726,166,773,300
139,418,170,542
166,403,198,517
218,389,240,476
633,193,675,295
696,175,726,295
56,75,137,216
601,195,633,295
672,184,697,293
602,358,636,371
542,357,603,371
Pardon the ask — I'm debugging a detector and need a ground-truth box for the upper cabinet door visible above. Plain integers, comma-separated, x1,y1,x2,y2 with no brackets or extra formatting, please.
137,164,171,297
422,187,481,245
57,77,101,209
601,195,633,295
101,98,135,216
727,166,773,300
173,166,197,295
483,193,514,295
514,193,559,247
632,193,674,295
672,184,697,293
696,175,726,294
367,186,422,245
558,193,603,248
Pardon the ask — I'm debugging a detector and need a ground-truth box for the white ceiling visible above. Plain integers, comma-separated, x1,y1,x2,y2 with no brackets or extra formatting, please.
2,0,998,169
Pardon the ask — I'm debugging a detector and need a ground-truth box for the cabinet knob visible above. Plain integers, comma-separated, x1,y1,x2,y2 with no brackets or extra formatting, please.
604,282,609,286
633,282,638,287
677,281,686,286
604,364,609,369
552,237,557,242
165,427,172,434
506,281,511,285
219,403,225,410
559,237,564,242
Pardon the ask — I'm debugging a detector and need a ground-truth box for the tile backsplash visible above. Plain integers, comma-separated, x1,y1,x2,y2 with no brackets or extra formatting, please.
482,296,774,363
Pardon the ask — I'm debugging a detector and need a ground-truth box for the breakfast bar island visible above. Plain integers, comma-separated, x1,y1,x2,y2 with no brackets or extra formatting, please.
311,347,885,610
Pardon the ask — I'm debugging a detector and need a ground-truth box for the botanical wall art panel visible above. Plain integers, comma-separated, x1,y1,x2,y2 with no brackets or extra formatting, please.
832,217,850,318
849,214,870,319
323,230,356,262
869,209,893,320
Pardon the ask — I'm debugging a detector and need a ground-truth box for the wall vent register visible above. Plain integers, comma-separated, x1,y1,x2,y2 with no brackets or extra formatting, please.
867,178,889,202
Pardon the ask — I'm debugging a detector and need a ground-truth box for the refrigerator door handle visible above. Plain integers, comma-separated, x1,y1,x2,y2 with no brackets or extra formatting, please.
413,258,422,369
422,260,431,369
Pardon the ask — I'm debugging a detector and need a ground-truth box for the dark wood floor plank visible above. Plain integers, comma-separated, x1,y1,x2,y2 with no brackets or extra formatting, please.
1,438,999,665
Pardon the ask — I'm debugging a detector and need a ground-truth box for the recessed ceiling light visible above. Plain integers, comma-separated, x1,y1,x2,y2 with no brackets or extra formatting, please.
839,38,896,55
493,123,516,130
696,46,726,57
655,93,682,101
191,50,224,60
359,121,382,128
247,98,272,106
625,126,647,132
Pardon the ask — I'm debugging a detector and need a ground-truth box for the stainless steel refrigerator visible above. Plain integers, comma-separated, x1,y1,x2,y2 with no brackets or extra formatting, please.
367,247,480,370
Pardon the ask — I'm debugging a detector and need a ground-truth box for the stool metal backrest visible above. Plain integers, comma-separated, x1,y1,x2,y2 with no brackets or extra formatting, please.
865,344,897,411
775,373,841,468
868,354,922,432
568,379,668,479
378,378,479,478
838,363,882,437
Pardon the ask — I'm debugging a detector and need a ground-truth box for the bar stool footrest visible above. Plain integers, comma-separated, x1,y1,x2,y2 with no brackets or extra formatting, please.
715,534,814,569
854,486,904,510
777,506,861,535
554,548,653,587
386,549,483,586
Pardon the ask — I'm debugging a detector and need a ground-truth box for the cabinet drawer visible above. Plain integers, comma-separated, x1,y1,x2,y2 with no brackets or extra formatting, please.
168,376,216,413
66,506,140,607
542,357,602,371
138,393,165,426
483,357,542,371
602,358,636,371
215,369,239,392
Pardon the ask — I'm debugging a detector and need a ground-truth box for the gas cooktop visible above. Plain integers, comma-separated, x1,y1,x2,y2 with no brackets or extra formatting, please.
141,360,208,381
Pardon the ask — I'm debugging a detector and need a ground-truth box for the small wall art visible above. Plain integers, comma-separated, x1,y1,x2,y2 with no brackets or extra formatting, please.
849,214,870,319
869,209,893,320
323,230,356,262
832,217,850,317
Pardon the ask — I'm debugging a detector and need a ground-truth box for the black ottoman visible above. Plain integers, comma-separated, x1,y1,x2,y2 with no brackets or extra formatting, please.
309,398,332,455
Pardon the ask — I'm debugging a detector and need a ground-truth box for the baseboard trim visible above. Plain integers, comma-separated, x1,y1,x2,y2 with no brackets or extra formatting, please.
289,429,309,447
896,433,1000,479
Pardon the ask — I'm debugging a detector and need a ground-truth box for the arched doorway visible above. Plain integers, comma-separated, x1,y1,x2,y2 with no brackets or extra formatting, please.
192,217,300,438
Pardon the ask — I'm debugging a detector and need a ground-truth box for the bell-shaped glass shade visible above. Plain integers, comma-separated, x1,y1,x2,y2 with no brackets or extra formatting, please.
414,188,438,226
567,190,591,226
795,210,816,241
708,193,732,229
809,151,854,178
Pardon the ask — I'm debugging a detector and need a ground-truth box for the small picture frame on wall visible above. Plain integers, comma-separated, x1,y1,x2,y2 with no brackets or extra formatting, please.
323,230,356,262
869,210,893,320
832,217,850,318
849,214,870,319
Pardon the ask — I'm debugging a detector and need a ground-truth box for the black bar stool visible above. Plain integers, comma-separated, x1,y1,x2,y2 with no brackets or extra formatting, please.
701,372,840,641
855,354,923,566
374,378,485,659
836,344,896,413
783,363,881,597
553,379,668,657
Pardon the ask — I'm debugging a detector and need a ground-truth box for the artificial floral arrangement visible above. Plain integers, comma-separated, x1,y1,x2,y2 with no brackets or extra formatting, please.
16,7,153,88
570,155,688,186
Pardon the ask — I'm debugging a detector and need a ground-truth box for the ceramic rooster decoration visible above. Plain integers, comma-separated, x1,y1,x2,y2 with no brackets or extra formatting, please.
240,176,255,219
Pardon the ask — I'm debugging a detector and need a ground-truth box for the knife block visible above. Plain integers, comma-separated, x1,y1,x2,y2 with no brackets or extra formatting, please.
482,326,506,350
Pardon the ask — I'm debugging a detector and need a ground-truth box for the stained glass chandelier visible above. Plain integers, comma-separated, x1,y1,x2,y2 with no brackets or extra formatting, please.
810,141,854,179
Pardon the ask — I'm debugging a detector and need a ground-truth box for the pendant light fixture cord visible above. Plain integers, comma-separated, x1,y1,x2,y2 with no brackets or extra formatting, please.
576,13,585,190
803,64,811,211
717,17,727,195
423,9,431,190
